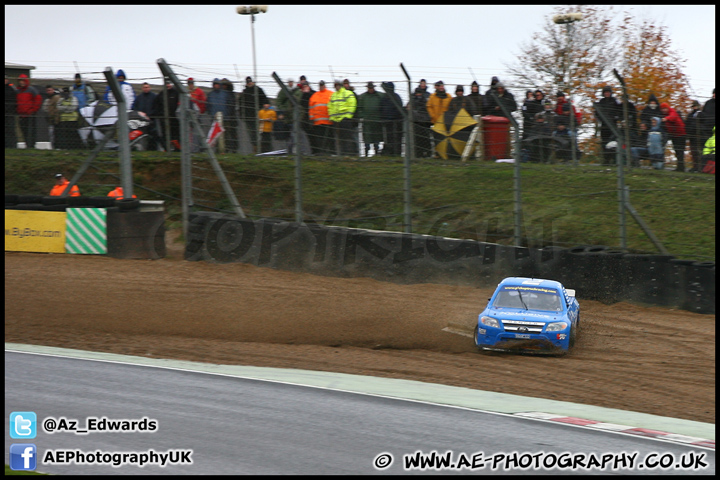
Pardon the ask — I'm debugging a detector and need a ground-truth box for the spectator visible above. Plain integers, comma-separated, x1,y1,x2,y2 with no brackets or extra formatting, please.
133,82,161,151
276,78,299,122
647,117,665,170
221,78,239,153
5,75,17,148
187,78,207,153
427,80,452,125
483,82,516,118
41,85,61,148
152,78,180,151
206,78,231,122
701,89,715,144
329,79,357,156
308,80,333,155
258,102,276,153
416,79,430,100
239,76,268,154
700,126,714,174
484,76,500,97
49,173,80,197
552,116,573,163
206,78,231,151
103,69,135,110
409,86,432,158
274,111,291,152
523,90,544,140
630,121,650,167
107,186,136,199
447,85,479,118
71,73,97,111
187,78,207,115
343,79,360,155
357,82,384,157
298,80,315,154
380,81,404,156
15,74,42,149
639,93,660,130
133,82,156,117
596,85,622,165
529,110,554,163
55,87,81,150
555,91,582,132
467,81,483,117
660,102,686,172
685,100,704,172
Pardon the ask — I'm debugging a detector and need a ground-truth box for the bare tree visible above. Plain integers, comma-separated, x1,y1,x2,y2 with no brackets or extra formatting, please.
505,5,621,109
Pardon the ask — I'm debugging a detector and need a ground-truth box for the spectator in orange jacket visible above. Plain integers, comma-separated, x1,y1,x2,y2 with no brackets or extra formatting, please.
308,80,334,155
107,186,136,199
49,173,80,197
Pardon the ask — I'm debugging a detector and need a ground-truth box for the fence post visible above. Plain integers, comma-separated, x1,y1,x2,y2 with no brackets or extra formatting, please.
272,72,303,223
490,91,523,246
593,102,627,250
382,80,412,234
400,63,414,235
103,67,133,200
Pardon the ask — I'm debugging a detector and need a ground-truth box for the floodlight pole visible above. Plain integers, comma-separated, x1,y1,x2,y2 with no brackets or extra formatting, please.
238,6,267,153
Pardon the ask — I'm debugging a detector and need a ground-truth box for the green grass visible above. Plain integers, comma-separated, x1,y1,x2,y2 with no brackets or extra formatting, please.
5,465,47,475
4,149,715,260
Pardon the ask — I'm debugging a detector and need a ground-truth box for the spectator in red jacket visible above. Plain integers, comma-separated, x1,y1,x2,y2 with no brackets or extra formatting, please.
660,102,687,172
15,74,42,149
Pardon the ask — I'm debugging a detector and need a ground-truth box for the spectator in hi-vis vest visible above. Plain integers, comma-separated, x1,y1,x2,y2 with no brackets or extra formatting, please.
49,173,80,196
107,186,137,199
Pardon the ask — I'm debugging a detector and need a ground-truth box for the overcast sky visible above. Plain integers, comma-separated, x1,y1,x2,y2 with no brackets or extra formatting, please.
5,4,715,102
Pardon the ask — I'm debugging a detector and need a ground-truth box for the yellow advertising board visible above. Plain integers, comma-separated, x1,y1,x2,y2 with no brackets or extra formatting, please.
5,210,67,253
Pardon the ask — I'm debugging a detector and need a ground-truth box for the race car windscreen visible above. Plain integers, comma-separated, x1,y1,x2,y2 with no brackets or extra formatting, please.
492,286,562,312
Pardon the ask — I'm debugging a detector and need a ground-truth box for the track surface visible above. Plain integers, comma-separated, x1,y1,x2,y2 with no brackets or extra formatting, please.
4,250,715,424
6,351,713,475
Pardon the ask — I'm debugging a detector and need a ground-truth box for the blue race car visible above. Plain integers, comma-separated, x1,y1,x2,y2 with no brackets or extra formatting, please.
475,277,580,354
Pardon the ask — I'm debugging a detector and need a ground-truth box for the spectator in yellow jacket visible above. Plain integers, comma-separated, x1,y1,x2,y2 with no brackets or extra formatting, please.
258,103,277,153
427,81,453,125
329,80,357,156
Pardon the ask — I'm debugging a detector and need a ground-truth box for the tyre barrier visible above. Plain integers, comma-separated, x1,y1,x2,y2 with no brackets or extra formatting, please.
183,212,714,314
106,210,166,260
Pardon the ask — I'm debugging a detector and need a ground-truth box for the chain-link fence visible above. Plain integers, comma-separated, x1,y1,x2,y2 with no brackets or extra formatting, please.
4,64,715,261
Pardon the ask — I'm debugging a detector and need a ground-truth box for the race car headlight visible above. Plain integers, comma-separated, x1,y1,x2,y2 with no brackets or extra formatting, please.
480,316,500,328
546,322,568,332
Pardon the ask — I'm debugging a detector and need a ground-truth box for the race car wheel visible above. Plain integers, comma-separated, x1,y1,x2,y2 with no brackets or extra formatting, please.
473,325,481,350
569,325,577,348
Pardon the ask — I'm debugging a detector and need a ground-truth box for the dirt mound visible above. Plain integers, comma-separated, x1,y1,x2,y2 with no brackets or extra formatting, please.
4,251,715,424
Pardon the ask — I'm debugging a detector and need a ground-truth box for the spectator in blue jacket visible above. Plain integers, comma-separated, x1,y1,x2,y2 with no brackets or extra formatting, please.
71,73,97,110
206,78,232,123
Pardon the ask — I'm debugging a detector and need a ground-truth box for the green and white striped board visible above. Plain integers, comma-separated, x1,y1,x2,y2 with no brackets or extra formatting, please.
65,208,108,254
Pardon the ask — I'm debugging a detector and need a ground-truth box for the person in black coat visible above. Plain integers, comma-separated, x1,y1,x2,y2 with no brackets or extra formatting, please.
596,85,622,165
5,76,17,148
701,88,715,144
239,76,268,153
409,87,432,158
685,100,704,172
152,79,180,150
639,93,661,130
380,82,403,156
483,82,517,118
